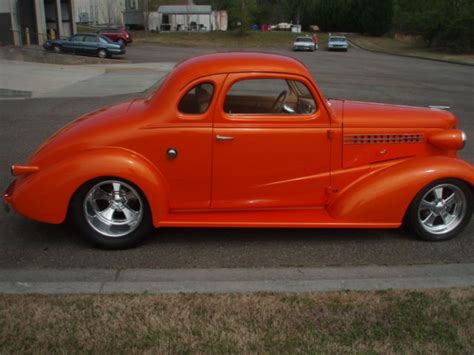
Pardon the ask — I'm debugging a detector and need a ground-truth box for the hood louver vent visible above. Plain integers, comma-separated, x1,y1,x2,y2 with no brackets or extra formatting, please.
344,134,424,145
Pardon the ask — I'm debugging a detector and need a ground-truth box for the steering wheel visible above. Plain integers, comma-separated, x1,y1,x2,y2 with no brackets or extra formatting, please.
272,90,287,113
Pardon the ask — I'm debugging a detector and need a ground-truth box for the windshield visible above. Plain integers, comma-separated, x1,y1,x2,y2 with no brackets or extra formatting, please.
98,34,113,43
330,37,346,42
296,37,312,43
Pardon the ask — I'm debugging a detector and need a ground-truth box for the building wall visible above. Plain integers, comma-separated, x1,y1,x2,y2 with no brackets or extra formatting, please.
75,0,125,26
1,0,76,46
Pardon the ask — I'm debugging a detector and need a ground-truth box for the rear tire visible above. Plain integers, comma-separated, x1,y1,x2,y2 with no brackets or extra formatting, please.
406,179,472,241
118,39,126,46
70,178,153,249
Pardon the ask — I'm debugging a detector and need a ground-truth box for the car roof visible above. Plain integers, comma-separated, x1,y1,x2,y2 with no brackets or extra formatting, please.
171,52,310,82
99,28,124,31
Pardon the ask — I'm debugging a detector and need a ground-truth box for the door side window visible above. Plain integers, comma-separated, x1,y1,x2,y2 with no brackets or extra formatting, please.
84,36,98,42
224,78,317,115
178,83,214,114
71,35,84,42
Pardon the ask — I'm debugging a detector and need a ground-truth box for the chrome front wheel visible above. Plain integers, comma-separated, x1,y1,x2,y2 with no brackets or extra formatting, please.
418,184,466,235
408,179,472,241
98,49,107,58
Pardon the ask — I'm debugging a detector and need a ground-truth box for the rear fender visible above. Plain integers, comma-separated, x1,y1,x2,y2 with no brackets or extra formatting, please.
11,147,168,226
328,156,474,224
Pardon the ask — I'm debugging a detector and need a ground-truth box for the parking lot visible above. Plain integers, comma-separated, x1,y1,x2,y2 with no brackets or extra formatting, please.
1,43,473,269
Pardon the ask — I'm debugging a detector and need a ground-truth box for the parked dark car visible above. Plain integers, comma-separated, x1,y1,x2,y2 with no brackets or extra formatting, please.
97,27,132,46
43,33,126,58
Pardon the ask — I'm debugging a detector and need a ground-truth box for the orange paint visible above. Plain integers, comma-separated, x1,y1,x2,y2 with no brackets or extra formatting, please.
3,53,474,230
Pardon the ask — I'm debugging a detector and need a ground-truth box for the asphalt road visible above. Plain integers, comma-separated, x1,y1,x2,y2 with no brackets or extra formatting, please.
0,44,473,269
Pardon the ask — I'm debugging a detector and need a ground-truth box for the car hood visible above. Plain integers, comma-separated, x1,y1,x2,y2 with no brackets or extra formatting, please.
28,98,148,166
331,99,457,129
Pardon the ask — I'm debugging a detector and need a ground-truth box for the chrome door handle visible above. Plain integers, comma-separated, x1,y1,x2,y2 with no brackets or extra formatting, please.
216,135,234,141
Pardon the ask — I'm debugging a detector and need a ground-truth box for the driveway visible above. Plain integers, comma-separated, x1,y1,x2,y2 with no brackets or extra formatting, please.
0,43,473,269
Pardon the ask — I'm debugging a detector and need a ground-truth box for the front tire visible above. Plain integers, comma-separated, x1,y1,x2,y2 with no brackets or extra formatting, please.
406,179,472,241
70,178,152,249
97,49,107,58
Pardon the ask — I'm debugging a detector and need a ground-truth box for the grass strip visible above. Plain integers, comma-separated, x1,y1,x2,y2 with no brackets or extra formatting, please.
131,31,329,50
1,288,473,353
348,34,474,65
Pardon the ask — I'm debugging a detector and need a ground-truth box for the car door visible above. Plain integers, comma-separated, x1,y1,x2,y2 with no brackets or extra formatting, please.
211,73,332,209
83,35,99,55
61,35,82,53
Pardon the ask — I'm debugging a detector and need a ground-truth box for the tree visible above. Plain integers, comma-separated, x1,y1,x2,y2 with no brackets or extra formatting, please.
228,0,257,33
356,0,393,36
392,0,473,52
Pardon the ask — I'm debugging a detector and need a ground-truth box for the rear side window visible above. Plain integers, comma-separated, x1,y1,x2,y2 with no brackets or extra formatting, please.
178,83,214,114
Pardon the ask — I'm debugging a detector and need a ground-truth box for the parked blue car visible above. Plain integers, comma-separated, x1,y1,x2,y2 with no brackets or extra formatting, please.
328,35,349,51
43,33,126,58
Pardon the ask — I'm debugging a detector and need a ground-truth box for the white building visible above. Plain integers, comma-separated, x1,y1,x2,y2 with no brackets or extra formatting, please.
149,5,227,32
75,0,125,26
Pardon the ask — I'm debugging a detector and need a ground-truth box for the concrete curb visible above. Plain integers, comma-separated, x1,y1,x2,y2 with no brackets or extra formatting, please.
348,38,474,67
1,264,473,294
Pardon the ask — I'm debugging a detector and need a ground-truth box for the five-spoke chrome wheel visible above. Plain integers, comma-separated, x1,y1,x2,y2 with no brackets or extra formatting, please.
408,179,472,241
83,180,143,238
417,184,466,235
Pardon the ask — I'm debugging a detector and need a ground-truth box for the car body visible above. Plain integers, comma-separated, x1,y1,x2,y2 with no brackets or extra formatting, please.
293,36,316,51
328,35,349,51
4,53,473,249
43,33,126,58
97,27,132,46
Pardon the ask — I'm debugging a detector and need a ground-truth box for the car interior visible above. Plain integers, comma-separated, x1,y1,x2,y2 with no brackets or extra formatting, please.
223,78,317,115
178,83,214,114
178,79,317,116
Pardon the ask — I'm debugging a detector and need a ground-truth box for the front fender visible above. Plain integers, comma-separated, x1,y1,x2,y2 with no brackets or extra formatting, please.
10,147,168,226
328,156,474,224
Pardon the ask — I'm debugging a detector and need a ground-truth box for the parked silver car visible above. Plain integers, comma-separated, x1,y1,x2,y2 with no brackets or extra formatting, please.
293,37,316,52
328,35,349,51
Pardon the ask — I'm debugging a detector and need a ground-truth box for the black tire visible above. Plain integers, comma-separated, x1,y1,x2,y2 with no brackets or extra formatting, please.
97,48,107,59
406,179,472,241
53,45,61,53
70,178,153,249
118,39,126,46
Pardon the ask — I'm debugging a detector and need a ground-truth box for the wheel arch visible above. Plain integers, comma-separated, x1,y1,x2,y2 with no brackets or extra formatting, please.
328,156,474,225
11,147,169,227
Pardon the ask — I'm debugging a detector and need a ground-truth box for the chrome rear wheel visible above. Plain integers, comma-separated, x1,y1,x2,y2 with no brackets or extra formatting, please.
84,180,143,238
71,178,152,249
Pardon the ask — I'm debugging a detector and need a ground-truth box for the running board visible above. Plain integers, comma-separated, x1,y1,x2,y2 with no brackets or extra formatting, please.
159,209,400,229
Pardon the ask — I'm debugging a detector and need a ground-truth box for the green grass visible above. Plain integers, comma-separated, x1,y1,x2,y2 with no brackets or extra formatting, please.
348,34,474,65
133,30,329,49
1,288,473,353
76,24,101,33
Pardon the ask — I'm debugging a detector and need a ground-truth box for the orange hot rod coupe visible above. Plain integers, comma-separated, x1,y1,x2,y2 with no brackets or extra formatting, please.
4,53,473,249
